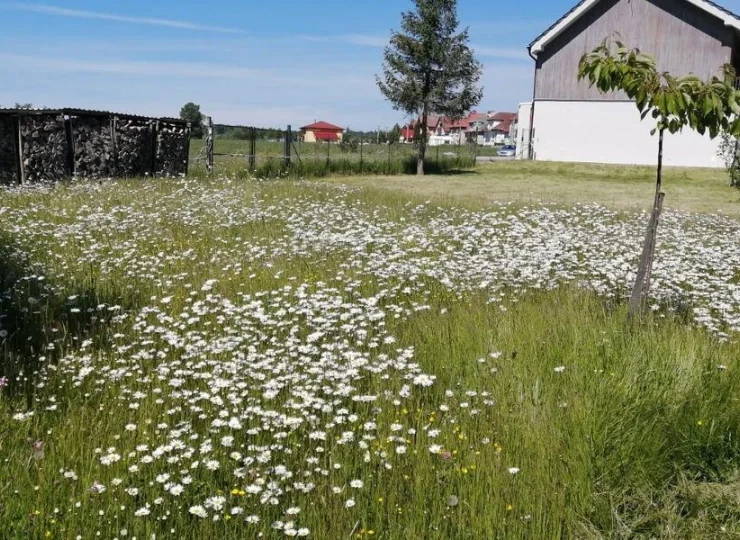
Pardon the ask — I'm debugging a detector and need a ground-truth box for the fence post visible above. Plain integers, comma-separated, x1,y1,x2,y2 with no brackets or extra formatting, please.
284,124,292,170
326,139,330,165
360,136,363,173
388,142,391,171
249,127,256,171
205,116,214,175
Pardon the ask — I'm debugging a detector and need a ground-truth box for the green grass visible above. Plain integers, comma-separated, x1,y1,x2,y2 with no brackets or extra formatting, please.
1,178,740,538
329,160,740,216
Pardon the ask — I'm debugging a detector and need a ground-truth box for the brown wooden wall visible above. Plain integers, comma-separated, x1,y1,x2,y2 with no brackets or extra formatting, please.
534,0,737,101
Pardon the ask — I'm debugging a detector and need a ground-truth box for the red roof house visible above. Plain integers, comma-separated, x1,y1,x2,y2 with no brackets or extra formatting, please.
300,121,344,143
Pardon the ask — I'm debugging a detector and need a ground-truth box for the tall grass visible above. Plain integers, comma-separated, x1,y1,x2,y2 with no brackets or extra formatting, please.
190,155,476,179
1,178,740,538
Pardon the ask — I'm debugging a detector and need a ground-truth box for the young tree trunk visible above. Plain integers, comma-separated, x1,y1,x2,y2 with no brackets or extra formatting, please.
629,128,665,316
417,103,428,176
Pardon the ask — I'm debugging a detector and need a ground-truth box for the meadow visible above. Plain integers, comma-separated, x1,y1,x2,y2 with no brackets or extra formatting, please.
2,171,740,538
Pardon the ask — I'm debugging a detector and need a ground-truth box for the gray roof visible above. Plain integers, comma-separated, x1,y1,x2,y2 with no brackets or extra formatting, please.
0,107,186,125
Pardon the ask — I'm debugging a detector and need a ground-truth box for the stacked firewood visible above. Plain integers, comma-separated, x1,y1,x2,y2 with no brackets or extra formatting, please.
116,119,153,177
72,116,114,178
156,122,190,176
20,115,67,182
0,116,17,184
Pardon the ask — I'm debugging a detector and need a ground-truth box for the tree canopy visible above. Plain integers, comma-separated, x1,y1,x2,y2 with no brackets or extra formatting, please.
377,0,482,174
180,102,204,139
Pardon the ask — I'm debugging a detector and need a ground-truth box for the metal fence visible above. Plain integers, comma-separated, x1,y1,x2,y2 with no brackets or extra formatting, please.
189,117,488,177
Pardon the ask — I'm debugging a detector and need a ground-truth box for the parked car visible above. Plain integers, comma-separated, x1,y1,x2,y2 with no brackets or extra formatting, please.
497,145,517,157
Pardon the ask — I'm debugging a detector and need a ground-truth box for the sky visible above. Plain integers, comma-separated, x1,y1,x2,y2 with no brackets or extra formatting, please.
2,0,740,130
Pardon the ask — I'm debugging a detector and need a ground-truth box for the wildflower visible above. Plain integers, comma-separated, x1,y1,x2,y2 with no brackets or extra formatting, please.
345,498,356,508
134,507,150,517
553,366,566,373
508,467,520,475
349,480,364,489
189,505,208,518
88,481,106,494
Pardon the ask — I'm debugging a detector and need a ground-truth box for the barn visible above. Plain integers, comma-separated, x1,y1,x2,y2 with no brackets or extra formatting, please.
524,0,740,168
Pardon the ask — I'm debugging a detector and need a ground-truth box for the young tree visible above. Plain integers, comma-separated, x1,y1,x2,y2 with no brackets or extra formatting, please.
377,0,482,175
389,123,402,143
578,39,740,315
179,102,204,138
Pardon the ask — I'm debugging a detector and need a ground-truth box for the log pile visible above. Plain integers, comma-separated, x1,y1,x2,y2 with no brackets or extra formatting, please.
72,116,114,178
116,119,153,177
0,116,17,184
20,114,67,183
0,109,190,182
156,122,190,176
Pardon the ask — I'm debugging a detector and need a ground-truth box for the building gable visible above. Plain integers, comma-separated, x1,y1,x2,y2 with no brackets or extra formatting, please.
529,0,740,56
531,0,740,101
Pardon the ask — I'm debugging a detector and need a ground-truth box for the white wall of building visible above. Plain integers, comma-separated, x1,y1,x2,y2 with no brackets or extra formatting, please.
531,101,723,168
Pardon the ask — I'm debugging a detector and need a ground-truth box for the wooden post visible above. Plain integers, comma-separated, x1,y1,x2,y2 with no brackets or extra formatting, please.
360,136,363,173
17,113,25,184
63,115,75,177
326,139,330,165
629,128,665,316
111,116,118,177
284,125,292,169
149,120,158,177
249,127,256,171
11,114,21,184
184,123,192,176
205,116,214,175
642,192,665,297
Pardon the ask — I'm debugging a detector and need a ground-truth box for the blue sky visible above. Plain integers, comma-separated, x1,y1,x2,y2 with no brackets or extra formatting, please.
1,0,740,130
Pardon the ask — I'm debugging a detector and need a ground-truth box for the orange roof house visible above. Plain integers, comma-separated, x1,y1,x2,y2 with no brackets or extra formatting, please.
300,121,344,143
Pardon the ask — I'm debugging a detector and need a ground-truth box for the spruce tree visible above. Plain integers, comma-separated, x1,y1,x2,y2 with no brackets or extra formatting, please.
377,0,482,175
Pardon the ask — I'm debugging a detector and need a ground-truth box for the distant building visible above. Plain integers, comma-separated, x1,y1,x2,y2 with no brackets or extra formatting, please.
299,121,344,143
402,110,517,146
524,0,740,167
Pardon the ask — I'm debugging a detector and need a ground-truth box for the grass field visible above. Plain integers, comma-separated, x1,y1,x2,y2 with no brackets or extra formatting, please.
330,160,740,216
2,174,740,538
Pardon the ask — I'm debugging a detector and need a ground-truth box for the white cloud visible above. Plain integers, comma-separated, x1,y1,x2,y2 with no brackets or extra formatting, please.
0,53,372,88
4,2,248,34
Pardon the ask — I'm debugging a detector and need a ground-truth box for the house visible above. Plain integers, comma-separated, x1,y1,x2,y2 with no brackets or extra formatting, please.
404,110,518,146
299,121,344,143
523,0,740,167
400,126,415,143
485,112,518,145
